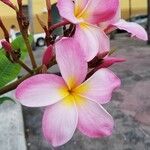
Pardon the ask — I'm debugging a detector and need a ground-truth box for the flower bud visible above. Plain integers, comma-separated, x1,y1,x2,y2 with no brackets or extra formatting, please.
1,40,12,53
99,57,126,69
42,45,54,67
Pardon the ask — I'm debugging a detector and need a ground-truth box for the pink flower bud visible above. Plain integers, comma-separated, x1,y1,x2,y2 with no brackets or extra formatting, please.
99,57,126,69
1,40,12,53
42,45,54,67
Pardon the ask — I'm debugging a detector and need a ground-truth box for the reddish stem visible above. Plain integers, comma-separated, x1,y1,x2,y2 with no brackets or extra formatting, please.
49,20,70,32
46,0,52,28
0,18,9,42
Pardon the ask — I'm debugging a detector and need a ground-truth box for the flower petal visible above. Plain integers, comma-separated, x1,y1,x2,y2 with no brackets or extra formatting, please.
57,0,79,24
113,19,148,41
76,97,114,138
42,95,78,147
74,0,88,16
100,7,121,32
15,74,69,107
74,69,121,104
55,38,88,89
74,23,110,61
78,0,119,24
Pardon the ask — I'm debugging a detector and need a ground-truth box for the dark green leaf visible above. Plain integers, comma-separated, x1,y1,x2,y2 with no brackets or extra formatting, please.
0,96,15,104
0,35,33,88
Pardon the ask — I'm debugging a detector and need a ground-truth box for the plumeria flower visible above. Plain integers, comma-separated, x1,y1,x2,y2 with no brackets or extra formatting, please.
101,7,148,41
57,0,119,61
15,38,121,147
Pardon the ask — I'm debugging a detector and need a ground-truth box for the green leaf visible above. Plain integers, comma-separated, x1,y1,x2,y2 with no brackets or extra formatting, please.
12,34,33,53
0,96,15,104
0,35,33,88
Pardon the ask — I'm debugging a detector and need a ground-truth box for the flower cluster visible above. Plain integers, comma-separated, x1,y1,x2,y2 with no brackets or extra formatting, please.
12,0,147,147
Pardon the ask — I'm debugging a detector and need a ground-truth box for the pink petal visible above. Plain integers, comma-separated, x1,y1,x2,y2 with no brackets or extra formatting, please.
42,95,78,147
77,97,114,138
113,19,148,41
100,7,121,32
15,74,69,107
74,23,110,61
74,69,121,104
55,38,88,89
57,0,79,24
42,45,54,67
79,0,119,24
99,57,126,68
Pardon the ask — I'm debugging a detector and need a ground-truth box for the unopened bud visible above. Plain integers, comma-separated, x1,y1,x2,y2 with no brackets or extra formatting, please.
42,45,53,67
99,57,126,69
1,40,12,53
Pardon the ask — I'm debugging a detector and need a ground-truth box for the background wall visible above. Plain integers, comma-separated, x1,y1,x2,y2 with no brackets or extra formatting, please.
0,0,148,39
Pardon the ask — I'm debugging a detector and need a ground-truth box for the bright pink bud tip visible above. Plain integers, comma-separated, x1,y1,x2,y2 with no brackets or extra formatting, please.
99,57,126,68
42,45,54,67
1,40,12,53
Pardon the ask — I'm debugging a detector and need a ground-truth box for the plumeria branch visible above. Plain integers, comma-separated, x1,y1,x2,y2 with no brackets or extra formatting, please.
0,74,32,95
46,0,52,28
16,0,37,69
17,60,33,74
0,18,9,42
48,20,70,33
0,65,42,95
0,0,18,11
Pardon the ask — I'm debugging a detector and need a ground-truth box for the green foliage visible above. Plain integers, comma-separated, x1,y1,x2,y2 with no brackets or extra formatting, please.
0,35,33,88
0,96,15,104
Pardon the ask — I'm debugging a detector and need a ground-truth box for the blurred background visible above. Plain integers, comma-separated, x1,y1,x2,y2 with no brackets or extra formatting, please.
0,0,150,46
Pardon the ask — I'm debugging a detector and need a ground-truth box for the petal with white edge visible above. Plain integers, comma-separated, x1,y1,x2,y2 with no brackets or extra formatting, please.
57,0,79,24
42,95,78,147
15,74,69,107
76,96,114,138
74,23,109,61
74,69,121,104
55,38,88,89
113,19,148,41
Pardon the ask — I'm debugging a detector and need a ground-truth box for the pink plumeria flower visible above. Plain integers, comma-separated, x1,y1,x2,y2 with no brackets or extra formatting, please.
101,7,148,41
57,0,119,61
15,38,120,147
